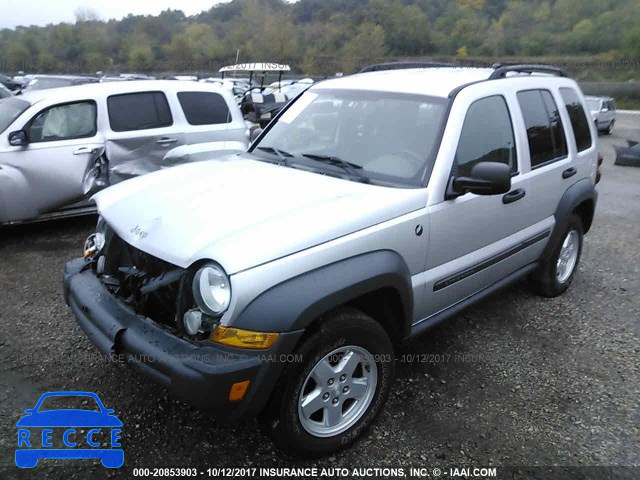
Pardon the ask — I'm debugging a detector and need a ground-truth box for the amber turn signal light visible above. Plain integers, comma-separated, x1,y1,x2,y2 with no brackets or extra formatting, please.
210,326,278,350
229,380,250,402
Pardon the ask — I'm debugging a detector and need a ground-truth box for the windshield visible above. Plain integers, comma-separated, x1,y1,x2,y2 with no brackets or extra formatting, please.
585,99,600,111
253,88,447,187
0,97,30,134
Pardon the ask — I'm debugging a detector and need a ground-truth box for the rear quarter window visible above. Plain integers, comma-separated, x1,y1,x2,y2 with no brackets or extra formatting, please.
107,91,173,132
559,88,593,152
177,92,232,125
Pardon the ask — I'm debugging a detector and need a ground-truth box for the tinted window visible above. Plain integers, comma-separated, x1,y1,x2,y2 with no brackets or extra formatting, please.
28,101,97,142
177,92,231,125
541,91,567,160
108,92,172,132
560,88,592,152
517,90,567,168
455,95,517,177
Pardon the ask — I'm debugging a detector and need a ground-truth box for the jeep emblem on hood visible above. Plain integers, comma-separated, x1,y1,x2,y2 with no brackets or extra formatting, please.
130,225,148,240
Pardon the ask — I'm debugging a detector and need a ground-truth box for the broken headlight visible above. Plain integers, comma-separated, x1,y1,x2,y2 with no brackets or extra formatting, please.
83,233,105,260
83,216,108,264
192,263,231,317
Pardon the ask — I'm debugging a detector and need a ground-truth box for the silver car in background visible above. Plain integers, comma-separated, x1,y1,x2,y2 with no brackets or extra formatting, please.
584,95,616,135
0,80,248,225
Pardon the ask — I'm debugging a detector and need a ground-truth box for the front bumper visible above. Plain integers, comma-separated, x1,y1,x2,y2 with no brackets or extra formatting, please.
63,258,302,421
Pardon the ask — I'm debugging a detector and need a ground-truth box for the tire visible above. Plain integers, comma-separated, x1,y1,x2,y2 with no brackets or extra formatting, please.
259,307,395,457
606,120,614,135
532,214,583,297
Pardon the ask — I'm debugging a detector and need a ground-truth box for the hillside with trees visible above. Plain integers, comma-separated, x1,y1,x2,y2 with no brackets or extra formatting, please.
1,0,639,78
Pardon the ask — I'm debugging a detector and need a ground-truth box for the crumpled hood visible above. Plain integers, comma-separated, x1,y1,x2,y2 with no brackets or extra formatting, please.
94,155,428,274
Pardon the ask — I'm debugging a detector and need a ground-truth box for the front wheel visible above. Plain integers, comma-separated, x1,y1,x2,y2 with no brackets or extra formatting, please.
532,214,584,297
259,307,394,457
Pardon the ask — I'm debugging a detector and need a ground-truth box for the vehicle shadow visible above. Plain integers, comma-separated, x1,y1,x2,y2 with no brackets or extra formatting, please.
0,215,96,251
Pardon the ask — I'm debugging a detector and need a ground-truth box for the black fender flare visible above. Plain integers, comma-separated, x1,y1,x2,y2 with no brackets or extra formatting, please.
540,178,597,263
232,250,414,337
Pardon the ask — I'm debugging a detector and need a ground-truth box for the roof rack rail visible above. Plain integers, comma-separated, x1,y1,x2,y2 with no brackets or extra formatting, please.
489,64,568,80
359,61,456,74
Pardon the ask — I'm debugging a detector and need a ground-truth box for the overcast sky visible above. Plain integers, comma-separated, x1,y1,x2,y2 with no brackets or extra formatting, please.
0,0,228,29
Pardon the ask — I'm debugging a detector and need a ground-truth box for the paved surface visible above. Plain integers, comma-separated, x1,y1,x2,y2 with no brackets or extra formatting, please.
1,116,639,479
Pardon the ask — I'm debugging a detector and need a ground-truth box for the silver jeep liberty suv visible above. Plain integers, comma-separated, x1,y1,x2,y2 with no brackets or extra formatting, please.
64,63,601,457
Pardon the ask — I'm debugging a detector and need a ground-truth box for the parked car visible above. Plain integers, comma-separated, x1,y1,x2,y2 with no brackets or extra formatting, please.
64,64,600,457
18,75,99,93
165,75,199,82
201,77,253,102
0,83,12,99
0,73,21,91
100,73,155,82
13,74,34,89
264,78,314,99
584,95,616,135
0,80,247,225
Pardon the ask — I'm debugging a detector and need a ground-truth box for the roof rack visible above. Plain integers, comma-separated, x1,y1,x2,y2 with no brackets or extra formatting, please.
359,61,456,74
489,64,568,80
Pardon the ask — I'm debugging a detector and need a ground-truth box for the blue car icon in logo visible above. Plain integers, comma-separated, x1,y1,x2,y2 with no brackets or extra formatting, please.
16,391,123,468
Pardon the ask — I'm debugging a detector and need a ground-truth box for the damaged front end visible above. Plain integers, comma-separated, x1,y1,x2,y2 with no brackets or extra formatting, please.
82,218,221,339
63,216,296,420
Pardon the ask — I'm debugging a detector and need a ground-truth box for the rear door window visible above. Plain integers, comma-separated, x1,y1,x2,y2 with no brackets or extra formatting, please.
177,92,231,125
559,88,592,152
107,92,172,132
517,89,568,168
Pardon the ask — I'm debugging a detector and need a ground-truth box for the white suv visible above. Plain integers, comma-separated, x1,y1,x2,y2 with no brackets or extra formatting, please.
0,80,247,225
64,64,601,457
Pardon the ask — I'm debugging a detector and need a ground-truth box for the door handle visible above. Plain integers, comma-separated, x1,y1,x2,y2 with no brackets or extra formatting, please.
157,137,178,145
562,167,577,179
73,147,98,155
503,188,526,204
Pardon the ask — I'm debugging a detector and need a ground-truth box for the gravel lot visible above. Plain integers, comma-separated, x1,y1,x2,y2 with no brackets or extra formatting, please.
1,115,638,479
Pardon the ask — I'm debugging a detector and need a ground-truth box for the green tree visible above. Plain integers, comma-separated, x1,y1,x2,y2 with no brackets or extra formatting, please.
341,22,387,72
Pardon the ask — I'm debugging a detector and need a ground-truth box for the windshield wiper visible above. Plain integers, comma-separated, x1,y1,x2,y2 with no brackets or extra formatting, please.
256,146,294,166
301,153,369,183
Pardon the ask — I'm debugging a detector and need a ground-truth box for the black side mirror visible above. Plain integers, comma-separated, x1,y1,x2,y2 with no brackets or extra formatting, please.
249,128,263,143
9,130,27,147
447,161,511,199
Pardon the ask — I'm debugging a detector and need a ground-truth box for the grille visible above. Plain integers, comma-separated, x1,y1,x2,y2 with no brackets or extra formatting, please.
100,233,190,328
